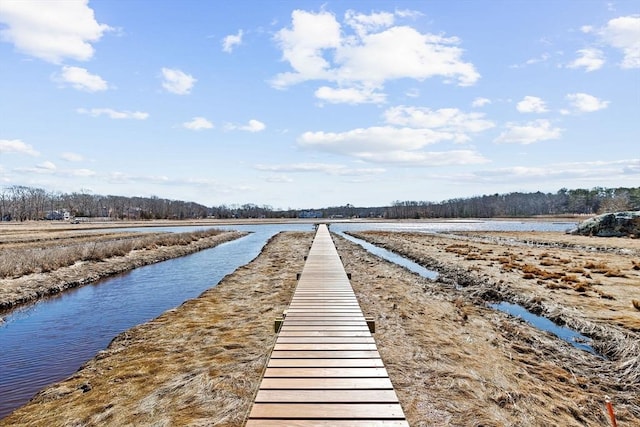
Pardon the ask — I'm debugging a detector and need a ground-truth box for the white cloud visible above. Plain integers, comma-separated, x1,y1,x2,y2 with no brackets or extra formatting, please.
37,161,56,171
511,53,550,68
0,0,111,63
567,48,605,72
222,30,243,53
315,86,386,104
56,66,108,92
472,97,491,108
462,159,640,184
271,9,479,104
344,9,395,37
0,139,40,157
226,119,266,132
243,119,266,132
77,108,149,119
61,152,84,162
183,117,214,130
384,106,495,140
297,104,493,166
255,163,385,176
516,96,548,113
0,139,39,156
298,126,488,166
494,119,562,144
600,15,640,68
161,68,196,95
566,92,609,112
356,149,489,166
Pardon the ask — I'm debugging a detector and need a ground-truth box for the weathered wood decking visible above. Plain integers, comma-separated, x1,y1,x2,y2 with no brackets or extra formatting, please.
246,224,408,426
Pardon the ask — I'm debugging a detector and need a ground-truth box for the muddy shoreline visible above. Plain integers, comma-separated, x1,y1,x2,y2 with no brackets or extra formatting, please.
0,231,246,314
2,229,639,425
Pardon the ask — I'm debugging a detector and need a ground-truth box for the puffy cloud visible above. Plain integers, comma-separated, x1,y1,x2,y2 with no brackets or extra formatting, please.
384,106,494,140
0,0,111,63
472,97,491,108
183,117,214,130
600,15,640,68
161,68,196,95
494,120,562,144
226,119,266,132
516,96,548,113
315,86,386,104
56,66,108,92
566,92,609,112
297,104,493,166
298,127,488,166
344,9,395,37
271,9,479,104
567,48,605,71
77,108,149,119
0,139,39,156
243,119,266,132
222,30,243,53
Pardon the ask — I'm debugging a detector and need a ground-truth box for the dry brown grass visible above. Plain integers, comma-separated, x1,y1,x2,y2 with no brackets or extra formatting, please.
334,233,640,426
0,229,246,313
1,232,313,426
0,229,224,279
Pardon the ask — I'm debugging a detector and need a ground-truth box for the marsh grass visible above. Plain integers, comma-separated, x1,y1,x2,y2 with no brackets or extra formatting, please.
0,229,223,279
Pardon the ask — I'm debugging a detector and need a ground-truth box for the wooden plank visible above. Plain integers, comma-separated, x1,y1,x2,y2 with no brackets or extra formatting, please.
267,358,385,368
247,421,409,427
278,331,372,337
276,337,375,344
264,367,389,378
259,377,394,390
280,325,370,334
270,350,381,359
254,389,398,403
249,403,406,419
274,343,378,351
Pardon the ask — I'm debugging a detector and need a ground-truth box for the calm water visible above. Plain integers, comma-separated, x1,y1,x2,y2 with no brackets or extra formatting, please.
332,229,439,279
490,302,599,356
0,220,575,418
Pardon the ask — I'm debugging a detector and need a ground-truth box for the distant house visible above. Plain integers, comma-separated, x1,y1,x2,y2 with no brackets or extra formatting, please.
298,210,323,219
45,210,72,221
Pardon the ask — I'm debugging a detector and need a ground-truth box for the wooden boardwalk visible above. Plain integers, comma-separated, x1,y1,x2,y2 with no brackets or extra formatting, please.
246,224,408,426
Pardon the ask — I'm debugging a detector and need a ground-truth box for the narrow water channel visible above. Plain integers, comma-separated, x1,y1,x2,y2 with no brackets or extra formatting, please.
331,228,599,357
0,224,312,419
0,220,577,418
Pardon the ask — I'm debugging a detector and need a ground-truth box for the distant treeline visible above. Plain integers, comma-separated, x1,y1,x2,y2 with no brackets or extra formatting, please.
1,185,638,222
384,187,640,219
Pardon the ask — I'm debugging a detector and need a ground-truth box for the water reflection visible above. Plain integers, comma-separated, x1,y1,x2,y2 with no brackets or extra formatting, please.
490,302,600,356
0,220,576,418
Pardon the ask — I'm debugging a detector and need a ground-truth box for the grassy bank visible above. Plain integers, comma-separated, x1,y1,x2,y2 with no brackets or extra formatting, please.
0,228,246,312
3,229,638,425
343,230,640,425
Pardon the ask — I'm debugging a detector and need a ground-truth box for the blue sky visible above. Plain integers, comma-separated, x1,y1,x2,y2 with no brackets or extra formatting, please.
0,0,638,209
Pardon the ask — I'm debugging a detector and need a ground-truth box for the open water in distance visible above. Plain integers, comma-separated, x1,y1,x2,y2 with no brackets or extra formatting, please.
0,220,576,418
